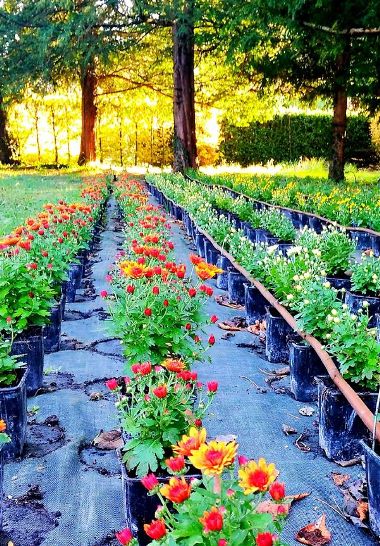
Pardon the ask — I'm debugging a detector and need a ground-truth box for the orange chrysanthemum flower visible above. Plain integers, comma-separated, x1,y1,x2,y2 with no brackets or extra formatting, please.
195,263,223,280
173,427,207,457
238,458,278,494
161,358,186,373
160,476,191,503
119,260,149,279
190,254,203,265
189,439,237,475
0,420,6,432
199,506,224,533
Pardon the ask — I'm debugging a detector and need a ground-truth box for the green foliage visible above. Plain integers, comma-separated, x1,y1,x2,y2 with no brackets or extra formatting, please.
327,309,380,390
0,338,23,387
220,114,375,166
350,254,380,296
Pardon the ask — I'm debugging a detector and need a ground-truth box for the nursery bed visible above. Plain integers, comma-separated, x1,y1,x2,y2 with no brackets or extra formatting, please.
1,192,377,545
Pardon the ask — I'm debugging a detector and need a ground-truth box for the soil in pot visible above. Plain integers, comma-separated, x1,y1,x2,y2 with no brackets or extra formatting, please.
0,367,28,460
316,376,378,462
360,440,380,538
11,327,44,395
265,307,293,363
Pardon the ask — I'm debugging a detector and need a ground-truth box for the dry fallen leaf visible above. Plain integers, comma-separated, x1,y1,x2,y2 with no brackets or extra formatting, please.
335,457,361,467
93,429,123,450
282,424,298,435
285,492,311,504
299,406,315,417
296,514,331,545
331,472,349,487
218,321,243,331
89,391,104,401
357,500,369,522
215,295,244,310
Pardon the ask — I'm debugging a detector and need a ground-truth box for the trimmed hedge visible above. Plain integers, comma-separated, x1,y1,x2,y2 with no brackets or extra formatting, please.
219,114,377,166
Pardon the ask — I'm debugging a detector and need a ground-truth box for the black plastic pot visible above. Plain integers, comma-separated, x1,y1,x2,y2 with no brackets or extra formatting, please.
43,297,63,353
255,228,270,244
344,290,380,327
298,212,311,229
121,461,200,546
326,275,351,295
376,314,380,342
0,368,28,460
227,269,246,305
264,234,280,246
277,243,293,256
373,235,380,257
360,441,380,538
289,341,325,402
61,281,68,318
195,232,206,258
203,239,219,265
244,283,267,324
290,211,302,229
0,448,3,529
349,229,374,252
11,328,44,395
243,225,257,244
216,255,232,290
174,204,182,221
265,307,293,363
182,211,192,237
66,262,83,303
308,215,323,233
316,376,377,461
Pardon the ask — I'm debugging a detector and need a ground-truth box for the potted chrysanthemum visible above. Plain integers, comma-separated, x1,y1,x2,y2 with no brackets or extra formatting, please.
108,365,218,545
115,430,289,546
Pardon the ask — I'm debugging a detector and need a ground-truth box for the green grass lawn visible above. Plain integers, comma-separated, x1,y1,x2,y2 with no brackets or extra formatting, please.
0,169,89,236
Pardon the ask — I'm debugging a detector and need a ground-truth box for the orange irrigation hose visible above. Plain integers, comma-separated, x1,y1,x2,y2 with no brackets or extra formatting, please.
193,222,380,444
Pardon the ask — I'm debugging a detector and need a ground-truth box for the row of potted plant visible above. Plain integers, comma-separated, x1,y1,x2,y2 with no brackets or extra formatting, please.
0,175,109,460
147,173,380,390
190,170,380,233
146,173,380,539
101,175,288,545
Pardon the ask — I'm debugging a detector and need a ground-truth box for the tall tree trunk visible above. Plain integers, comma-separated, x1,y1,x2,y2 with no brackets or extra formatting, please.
172,1,197,173
328,39,350,182
78,63,97,166
0,96,14,165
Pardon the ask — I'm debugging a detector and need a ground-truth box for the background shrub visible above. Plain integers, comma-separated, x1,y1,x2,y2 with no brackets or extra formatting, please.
220,114,377,166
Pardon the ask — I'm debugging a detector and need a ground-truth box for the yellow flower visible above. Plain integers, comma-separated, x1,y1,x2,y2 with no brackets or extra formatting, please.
173,427,207,457
189,439,238,475
195,263,223,280
119,260,149,278
238,458,278,494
